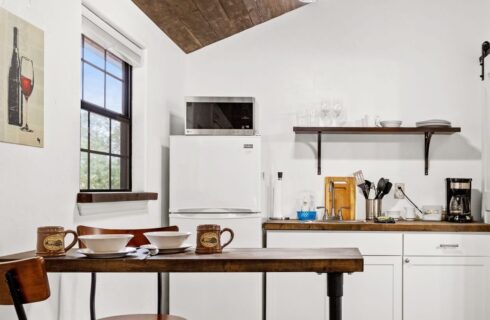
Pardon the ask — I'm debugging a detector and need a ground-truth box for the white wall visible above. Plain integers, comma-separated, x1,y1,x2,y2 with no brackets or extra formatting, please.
0,0,185,319
182,0,489,218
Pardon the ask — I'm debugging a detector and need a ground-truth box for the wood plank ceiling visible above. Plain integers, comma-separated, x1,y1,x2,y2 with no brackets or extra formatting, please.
132,0,309,53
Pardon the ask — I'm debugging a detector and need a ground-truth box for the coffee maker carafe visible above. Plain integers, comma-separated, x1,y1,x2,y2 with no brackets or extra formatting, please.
446,178,472,222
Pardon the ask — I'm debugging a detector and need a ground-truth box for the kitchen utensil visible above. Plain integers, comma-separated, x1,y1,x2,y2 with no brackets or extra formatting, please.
144,231,191,249
325,177,356,220
353,170,369,199
36,226,78,257
379,182,393,199
380,120,403,128
78,234,133,253
366,199,382,220
375,178,387,199
195,224,234,254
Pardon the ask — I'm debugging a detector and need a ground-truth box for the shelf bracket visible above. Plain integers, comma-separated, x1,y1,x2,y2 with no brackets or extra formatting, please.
317,132,322,175
424,131,434,175
480,41,490,80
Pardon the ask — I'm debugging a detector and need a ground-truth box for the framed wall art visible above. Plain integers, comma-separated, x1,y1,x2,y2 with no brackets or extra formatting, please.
0,7,44,147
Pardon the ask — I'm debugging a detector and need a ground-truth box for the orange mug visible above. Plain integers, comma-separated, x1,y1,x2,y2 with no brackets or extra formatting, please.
195,224,234,254
36,226,78,257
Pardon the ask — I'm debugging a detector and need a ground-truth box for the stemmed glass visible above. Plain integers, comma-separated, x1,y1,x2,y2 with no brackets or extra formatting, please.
20,56,34,132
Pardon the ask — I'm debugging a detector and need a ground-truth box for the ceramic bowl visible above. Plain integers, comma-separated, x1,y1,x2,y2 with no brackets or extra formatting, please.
78,234,133,253
380,120,402,128
144,231,191,249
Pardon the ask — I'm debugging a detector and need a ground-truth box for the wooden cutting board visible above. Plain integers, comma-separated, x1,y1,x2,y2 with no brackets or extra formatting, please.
324,177,356,220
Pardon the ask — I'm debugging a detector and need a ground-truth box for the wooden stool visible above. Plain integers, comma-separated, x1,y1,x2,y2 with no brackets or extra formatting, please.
77,225,185,320
100,315,186,320
0,257,51,320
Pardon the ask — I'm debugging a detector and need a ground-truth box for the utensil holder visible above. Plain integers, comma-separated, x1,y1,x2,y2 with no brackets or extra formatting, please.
366,199,382,220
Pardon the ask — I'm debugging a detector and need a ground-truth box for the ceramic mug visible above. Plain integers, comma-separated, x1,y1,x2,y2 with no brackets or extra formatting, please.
36,226,78,257
195,224,234,254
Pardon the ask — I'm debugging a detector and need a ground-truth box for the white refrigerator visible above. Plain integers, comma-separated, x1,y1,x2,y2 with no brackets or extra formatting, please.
169,135,263,320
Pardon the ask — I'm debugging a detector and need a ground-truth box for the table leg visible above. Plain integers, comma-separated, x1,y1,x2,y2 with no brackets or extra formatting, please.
327,273,344,320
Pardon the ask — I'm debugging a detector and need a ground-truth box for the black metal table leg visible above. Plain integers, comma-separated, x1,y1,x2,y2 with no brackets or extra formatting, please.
327,273,344,320
90,272,97,320
5,270,28,320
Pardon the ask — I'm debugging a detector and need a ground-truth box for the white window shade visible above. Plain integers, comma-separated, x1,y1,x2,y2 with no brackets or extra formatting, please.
82,4,144,67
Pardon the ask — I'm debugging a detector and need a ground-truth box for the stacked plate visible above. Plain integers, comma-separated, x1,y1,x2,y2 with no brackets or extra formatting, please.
416,119,451,127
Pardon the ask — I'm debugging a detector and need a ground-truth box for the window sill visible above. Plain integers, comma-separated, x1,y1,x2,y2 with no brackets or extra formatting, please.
77,192,158,203
76,192,158,217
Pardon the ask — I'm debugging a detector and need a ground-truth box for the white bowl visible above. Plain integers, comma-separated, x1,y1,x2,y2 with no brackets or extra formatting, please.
78,234,133,253
380,120,402,128
144,231,191,249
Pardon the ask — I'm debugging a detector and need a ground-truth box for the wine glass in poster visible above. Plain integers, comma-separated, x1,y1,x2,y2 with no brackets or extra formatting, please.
0,7,44,147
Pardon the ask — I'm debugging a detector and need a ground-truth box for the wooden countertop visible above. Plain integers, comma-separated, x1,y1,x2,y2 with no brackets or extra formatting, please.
263,220,490,232
0,248,363,273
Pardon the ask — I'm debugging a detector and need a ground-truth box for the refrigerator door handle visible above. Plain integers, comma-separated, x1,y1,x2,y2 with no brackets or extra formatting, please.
172,208,257,213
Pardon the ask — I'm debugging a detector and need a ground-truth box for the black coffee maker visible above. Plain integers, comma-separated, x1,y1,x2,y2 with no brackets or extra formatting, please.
446,178,472,222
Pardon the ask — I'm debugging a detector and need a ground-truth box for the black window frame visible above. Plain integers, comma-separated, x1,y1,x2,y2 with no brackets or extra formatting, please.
80,35,132,192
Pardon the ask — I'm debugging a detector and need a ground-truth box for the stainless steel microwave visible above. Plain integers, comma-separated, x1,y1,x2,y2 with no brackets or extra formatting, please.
185,96,255,135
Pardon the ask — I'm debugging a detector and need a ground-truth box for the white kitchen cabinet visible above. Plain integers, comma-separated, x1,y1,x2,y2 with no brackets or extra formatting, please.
266,231,402,320
403,256,490,320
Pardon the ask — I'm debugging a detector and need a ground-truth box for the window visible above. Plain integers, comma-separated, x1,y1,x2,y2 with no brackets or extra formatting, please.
80,36,131,191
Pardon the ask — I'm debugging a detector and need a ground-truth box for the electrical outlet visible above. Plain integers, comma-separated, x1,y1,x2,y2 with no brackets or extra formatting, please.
394,183,405,199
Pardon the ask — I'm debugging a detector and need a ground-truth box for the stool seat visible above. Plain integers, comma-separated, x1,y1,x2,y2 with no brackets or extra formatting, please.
99,315,186,320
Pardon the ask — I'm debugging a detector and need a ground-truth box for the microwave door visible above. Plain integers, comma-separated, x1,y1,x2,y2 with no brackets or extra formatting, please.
169,136,261,213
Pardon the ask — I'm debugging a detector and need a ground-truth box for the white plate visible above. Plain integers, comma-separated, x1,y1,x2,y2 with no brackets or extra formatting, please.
157,244,192,254
78,247,137,259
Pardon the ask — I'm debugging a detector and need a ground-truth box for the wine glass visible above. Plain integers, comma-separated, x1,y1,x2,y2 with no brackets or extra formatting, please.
20,56,34,132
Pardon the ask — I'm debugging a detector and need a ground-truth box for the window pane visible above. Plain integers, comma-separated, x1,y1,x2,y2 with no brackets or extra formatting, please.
83,38,105,69
90,113,110,153
106,75,123,113
120,157,130,189
83,63,105,107
80,151,88,190
111,157,121,189
90,153,109,189
81,110,88,149
107,53,123,78
111,120,121,155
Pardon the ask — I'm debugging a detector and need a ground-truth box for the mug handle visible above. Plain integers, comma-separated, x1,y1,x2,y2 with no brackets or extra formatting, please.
63,230,78,251
220,228,234,250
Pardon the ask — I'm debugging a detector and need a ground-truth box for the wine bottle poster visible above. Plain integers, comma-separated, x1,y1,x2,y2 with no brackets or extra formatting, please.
0,7,44,147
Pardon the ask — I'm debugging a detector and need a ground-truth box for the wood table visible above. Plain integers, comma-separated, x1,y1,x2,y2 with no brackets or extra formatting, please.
0,248,364,320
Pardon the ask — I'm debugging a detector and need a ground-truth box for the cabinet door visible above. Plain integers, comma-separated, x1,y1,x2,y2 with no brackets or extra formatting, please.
267,272,326,320
325,256,402,320
404,256,490,320
267,257,402,320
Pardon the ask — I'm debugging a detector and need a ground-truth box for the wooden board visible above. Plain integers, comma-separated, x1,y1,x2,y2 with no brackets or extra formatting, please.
263,220,490,232
325,177,356,220
132,0,308,53
0,248,364,274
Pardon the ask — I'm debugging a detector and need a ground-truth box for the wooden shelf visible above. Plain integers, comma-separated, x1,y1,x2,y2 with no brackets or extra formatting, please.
293,126,461,175
77,192,158,203
293,126,461,134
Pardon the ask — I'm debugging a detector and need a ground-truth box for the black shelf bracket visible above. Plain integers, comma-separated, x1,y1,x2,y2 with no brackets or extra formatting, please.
424,131,434,176
317,132,322,175
480,41,490,80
